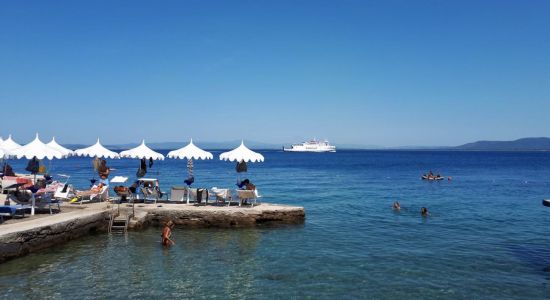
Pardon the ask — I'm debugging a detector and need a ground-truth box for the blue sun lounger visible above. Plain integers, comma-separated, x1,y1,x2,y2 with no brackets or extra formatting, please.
0,205,30,223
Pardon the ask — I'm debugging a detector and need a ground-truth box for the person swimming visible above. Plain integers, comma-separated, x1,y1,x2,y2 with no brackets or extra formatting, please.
392,201,401,210
421,207,429,217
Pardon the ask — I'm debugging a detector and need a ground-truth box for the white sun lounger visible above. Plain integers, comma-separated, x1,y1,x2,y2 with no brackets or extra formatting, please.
236,189,261,207
75,186,109,204
170,186,188,202
211,188,234,206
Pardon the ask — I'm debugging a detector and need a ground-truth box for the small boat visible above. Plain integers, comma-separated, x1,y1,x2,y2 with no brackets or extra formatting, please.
421,175,445,181
543,199,550,207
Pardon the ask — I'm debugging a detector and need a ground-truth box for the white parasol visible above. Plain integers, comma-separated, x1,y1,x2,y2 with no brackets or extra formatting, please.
1,135,21,153
220,141,264,188
9,134,65,160
219,141,264,162
8,134,66,215
47,137,74,157
167,139,213,160
167,139,212,202
0,135,18,183
74,138,120,159
119,140,165,160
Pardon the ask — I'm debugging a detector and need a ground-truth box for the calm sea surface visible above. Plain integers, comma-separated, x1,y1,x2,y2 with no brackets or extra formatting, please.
1,150,550,299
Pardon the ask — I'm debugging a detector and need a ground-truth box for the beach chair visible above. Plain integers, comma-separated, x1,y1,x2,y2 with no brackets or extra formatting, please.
54,184,75,201
5,188,59,214
141,187,158,204
138,178,165,204
13,174,45,185
170,186,188,202
0,205,30,223
75,185,109,204
34,193,62,214
113,187,135,204
210,188,234,206
6,188,32,205
1,176,32,194
188,188,209,205
236,189,261,207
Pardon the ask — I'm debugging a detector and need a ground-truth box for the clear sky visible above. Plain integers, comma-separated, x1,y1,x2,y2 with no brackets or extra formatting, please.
1,0,549,147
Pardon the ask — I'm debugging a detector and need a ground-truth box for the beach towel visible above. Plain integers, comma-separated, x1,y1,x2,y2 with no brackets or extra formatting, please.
196,188,208,204
136,158,147,178
25,157,39,174
236,160,247,173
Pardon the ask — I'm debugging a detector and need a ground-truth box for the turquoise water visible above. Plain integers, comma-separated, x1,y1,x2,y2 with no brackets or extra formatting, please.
2,150,550,299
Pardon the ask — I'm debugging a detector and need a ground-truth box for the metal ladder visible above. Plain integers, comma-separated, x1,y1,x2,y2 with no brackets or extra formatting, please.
108,206,130,233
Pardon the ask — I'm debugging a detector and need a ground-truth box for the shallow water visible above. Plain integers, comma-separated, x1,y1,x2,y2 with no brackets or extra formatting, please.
2,150,550,299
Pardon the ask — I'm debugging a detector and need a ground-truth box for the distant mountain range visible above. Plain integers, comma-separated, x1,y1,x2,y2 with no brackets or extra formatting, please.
62,137,550,151
453,137,550,151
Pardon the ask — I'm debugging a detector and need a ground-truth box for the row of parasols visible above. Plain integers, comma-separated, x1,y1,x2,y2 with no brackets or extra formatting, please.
0,134,263,161
0,134,264,181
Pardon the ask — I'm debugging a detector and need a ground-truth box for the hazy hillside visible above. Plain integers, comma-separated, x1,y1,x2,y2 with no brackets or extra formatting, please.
455,137,550,151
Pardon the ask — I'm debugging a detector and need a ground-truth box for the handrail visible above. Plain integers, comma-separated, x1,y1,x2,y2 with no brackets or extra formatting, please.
108,204,118,233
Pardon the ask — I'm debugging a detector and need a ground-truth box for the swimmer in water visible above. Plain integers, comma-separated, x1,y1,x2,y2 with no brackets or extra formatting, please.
421,207,429,217
161,220,175,246
393,201,401,210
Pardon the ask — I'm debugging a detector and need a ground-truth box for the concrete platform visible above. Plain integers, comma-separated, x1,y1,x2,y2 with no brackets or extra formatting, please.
0,200,305,263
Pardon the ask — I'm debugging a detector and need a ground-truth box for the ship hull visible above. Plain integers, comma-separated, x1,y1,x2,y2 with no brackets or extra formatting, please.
283,148,336,152
283,139,336,152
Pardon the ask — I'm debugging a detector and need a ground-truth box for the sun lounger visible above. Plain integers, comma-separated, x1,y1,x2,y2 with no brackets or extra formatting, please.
142,187,164,204
138,178,165,204
0,205,30,223
73,185,109,204
54,184,75,201
14,173,45,181
170,186,188,202
36,182,65,195
5,190,59,214
210,188,234,206
188,188,209,205
34,193,62,214
1,176,33,194
236,189,261,207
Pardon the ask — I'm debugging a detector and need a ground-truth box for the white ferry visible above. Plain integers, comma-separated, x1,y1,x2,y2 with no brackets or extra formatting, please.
283,139,336,152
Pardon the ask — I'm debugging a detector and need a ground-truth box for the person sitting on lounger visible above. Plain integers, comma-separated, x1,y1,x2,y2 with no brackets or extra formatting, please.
76,182,106,197
99,175,110,188
238,179,255,190
98,159,110,179
237,179,256,205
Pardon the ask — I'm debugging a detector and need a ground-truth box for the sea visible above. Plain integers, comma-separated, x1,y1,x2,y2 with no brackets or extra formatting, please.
1,150,550,299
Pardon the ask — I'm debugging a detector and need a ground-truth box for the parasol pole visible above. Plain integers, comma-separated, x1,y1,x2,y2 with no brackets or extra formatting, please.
31,159,38,215
186,158,193,204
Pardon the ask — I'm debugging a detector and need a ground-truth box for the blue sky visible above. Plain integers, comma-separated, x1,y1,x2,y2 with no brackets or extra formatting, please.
1,0,549,147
